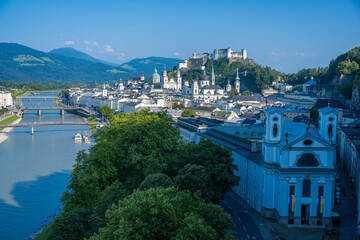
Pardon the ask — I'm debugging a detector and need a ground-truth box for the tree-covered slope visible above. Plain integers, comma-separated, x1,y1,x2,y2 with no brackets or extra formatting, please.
0,43,182,83
50,47,118,66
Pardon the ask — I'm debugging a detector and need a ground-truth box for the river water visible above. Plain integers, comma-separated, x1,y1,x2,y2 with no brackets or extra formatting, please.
0,92,91,240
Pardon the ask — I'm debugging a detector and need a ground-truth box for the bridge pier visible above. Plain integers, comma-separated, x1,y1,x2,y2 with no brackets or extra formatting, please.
37,110,41,116
60,109,64,115
31,126,34,135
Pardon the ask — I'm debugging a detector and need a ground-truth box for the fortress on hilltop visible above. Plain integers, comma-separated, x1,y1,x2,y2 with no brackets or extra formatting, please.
179,47,253,70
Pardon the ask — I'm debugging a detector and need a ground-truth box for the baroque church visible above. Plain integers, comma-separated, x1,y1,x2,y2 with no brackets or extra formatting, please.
198,107,338,226
182,67,225,101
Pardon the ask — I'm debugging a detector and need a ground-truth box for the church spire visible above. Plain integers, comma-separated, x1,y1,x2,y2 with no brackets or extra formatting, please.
211,65,215,85
235,69,240,94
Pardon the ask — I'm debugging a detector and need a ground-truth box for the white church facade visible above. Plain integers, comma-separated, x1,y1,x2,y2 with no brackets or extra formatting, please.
198,107,338,226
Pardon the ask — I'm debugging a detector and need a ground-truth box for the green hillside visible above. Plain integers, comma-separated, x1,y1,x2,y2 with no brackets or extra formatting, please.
0,43,182,83
50,47,118,66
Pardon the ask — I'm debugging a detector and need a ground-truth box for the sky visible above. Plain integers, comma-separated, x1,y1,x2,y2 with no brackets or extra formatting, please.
0,0,360,73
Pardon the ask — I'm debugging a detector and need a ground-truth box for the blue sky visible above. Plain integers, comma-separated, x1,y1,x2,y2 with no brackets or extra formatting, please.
0,0,359,73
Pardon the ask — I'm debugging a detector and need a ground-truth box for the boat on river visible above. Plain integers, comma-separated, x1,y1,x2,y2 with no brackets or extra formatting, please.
74,133,82,141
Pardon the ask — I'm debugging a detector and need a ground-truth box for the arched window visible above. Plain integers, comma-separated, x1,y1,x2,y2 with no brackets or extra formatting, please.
273,124,278,137
328,124,333,139
303,179,311,197
296,153,320,167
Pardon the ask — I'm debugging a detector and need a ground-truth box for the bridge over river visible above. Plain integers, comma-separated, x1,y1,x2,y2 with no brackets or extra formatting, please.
18,106,97,116
0,121,105,135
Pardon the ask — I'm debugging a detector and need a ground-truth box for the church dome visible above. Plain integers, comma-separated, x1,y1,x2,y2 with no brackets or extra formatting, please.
200,70,209,80
152,68,160,80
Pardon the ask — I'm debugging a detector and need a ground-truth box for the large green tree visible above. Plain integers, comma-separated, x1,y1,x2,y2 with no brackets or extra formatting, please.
90,188,236,240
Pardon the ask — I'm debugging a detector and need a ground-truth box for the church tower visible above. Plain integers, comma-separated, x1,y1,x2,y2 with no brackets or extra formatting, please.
102,83,108,98
318,107,338,144
175,69,182,90
262,108,284,163
193,80,199,95
162,67,168,88
140,73,145,81
235,69,240,94
226,79,232,92
211,65,215,85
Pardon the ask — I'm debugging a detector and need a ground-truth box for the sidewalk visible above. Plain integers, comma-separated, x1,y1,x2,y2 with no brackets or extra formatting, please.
230,191,333,240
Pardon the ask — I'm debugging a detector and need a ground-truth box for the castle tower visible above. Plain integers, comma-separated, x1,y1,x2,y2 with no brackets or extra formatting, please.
318,107,339,144
211,65,215,85
235,69,240,94
226,79,232,92
242,49,247,59
175,69,182,90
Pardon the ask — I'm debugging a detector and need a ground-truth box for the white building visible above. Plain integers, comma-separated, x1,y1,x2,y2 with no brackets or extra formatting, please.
198,107,338,226
162,69,182,90
0,91,14,108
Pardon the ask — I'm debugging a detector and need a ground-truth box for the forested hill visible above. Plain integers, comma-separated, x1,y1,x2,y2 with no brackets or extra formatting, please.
0,43,182,83
49,47,118,66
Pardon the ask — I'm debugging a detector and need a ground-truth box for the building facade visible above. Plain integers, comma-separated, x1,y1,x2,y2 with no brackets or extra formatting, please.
198,107,338,226
0,91,13,108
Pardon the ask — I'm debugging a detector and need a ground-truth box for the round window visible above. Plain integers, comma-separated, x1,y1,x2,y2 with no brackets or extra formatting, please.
273,117,278,121
329,117,334,122
304,140,313,145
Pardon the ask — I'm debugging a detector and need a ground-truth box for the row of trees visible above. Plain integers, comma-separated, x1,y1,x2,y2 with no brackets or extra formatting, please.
45,109,240,239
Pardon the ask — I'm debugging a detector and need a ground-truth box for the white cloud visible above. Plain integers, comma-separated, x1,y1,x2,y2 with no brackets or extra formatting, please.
85,47,93,52
173,52,180,56
84,40,99,47
105,45,115,54
64,40,75,45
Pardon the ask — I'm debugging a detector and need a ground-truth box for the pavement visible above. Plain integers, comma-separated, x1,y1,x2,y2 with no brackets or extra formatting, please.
220,191,272,240
335,163,358,240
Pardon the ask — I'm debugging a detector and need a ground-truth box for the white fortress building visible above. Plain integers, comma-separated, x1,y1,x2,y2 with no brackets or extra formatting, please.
192,47,247,60
179,47,252,70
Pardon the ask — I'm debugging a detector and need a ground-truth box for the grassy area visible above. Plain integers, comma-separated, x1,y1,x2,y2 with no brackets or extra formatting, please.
36,220,55,240
52,97,62,107
87,116,98,133
0,115,20,131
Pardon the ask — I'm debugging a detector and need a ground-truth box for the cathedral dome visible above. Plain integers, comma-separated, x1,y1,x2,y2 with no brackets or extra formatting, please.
152,68,160,80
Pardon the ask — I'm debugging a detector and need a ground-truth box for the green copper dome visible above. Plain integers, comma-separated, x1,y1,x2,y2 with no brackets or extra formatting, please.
152,68,160,80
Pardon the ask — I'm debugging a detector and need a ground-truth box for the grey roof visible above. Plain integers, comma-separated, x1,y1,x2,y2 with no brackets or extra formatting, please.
231,95,259,101
202,85,222,90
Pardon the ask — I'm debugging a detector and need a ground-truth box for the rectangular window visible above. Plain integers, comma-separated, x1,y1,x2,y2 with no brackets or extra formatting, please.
318,186,324,197
290,185,295,195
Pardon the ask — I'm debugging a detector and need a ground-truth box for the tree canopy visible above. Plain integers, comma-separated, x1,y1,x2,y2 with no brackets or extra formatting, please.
181,109,196,117
90,188,236,240
43,109,239,240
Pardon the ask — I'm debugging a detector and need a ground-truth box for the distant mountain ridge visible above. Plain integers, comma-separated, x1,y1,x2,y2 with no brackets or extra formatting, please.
0,43,182,83
49,47,119,66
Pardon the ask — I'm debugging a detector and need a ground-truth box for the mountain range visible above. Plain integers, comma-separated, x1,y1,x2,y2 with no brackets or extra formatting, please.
0,43,183,83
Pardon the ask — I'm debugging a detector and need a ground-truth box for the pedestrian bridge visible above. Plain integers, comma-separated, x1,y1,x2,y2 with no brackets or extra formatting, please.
0,121,105,135
20,107,80,115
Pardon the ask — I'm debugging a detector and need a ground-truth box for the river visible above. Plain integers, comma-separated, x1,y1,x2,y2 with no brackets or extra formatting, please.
0,92,91,240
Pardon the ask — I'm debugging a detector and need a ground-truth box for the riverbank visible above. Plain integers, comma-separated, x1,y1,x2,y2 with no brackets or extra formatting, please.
0,115,22,144
14,91,32,104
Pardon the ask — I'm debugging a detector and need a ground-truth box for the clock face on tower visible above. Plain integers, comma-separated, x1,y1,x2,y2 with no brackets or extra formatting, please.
273,124,278,137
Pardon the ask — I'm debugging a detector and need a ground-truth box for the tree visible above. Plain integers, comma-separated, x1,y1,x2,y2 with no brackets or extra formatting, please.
98,105,114,120
90,188,236,240
181,139,240,203
242,91,250,96
94,181,130,225
174,164,214,202
51,207,96,240
181,109,196,117
172,102,184,109
310,107,319,124
139,173,173,190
